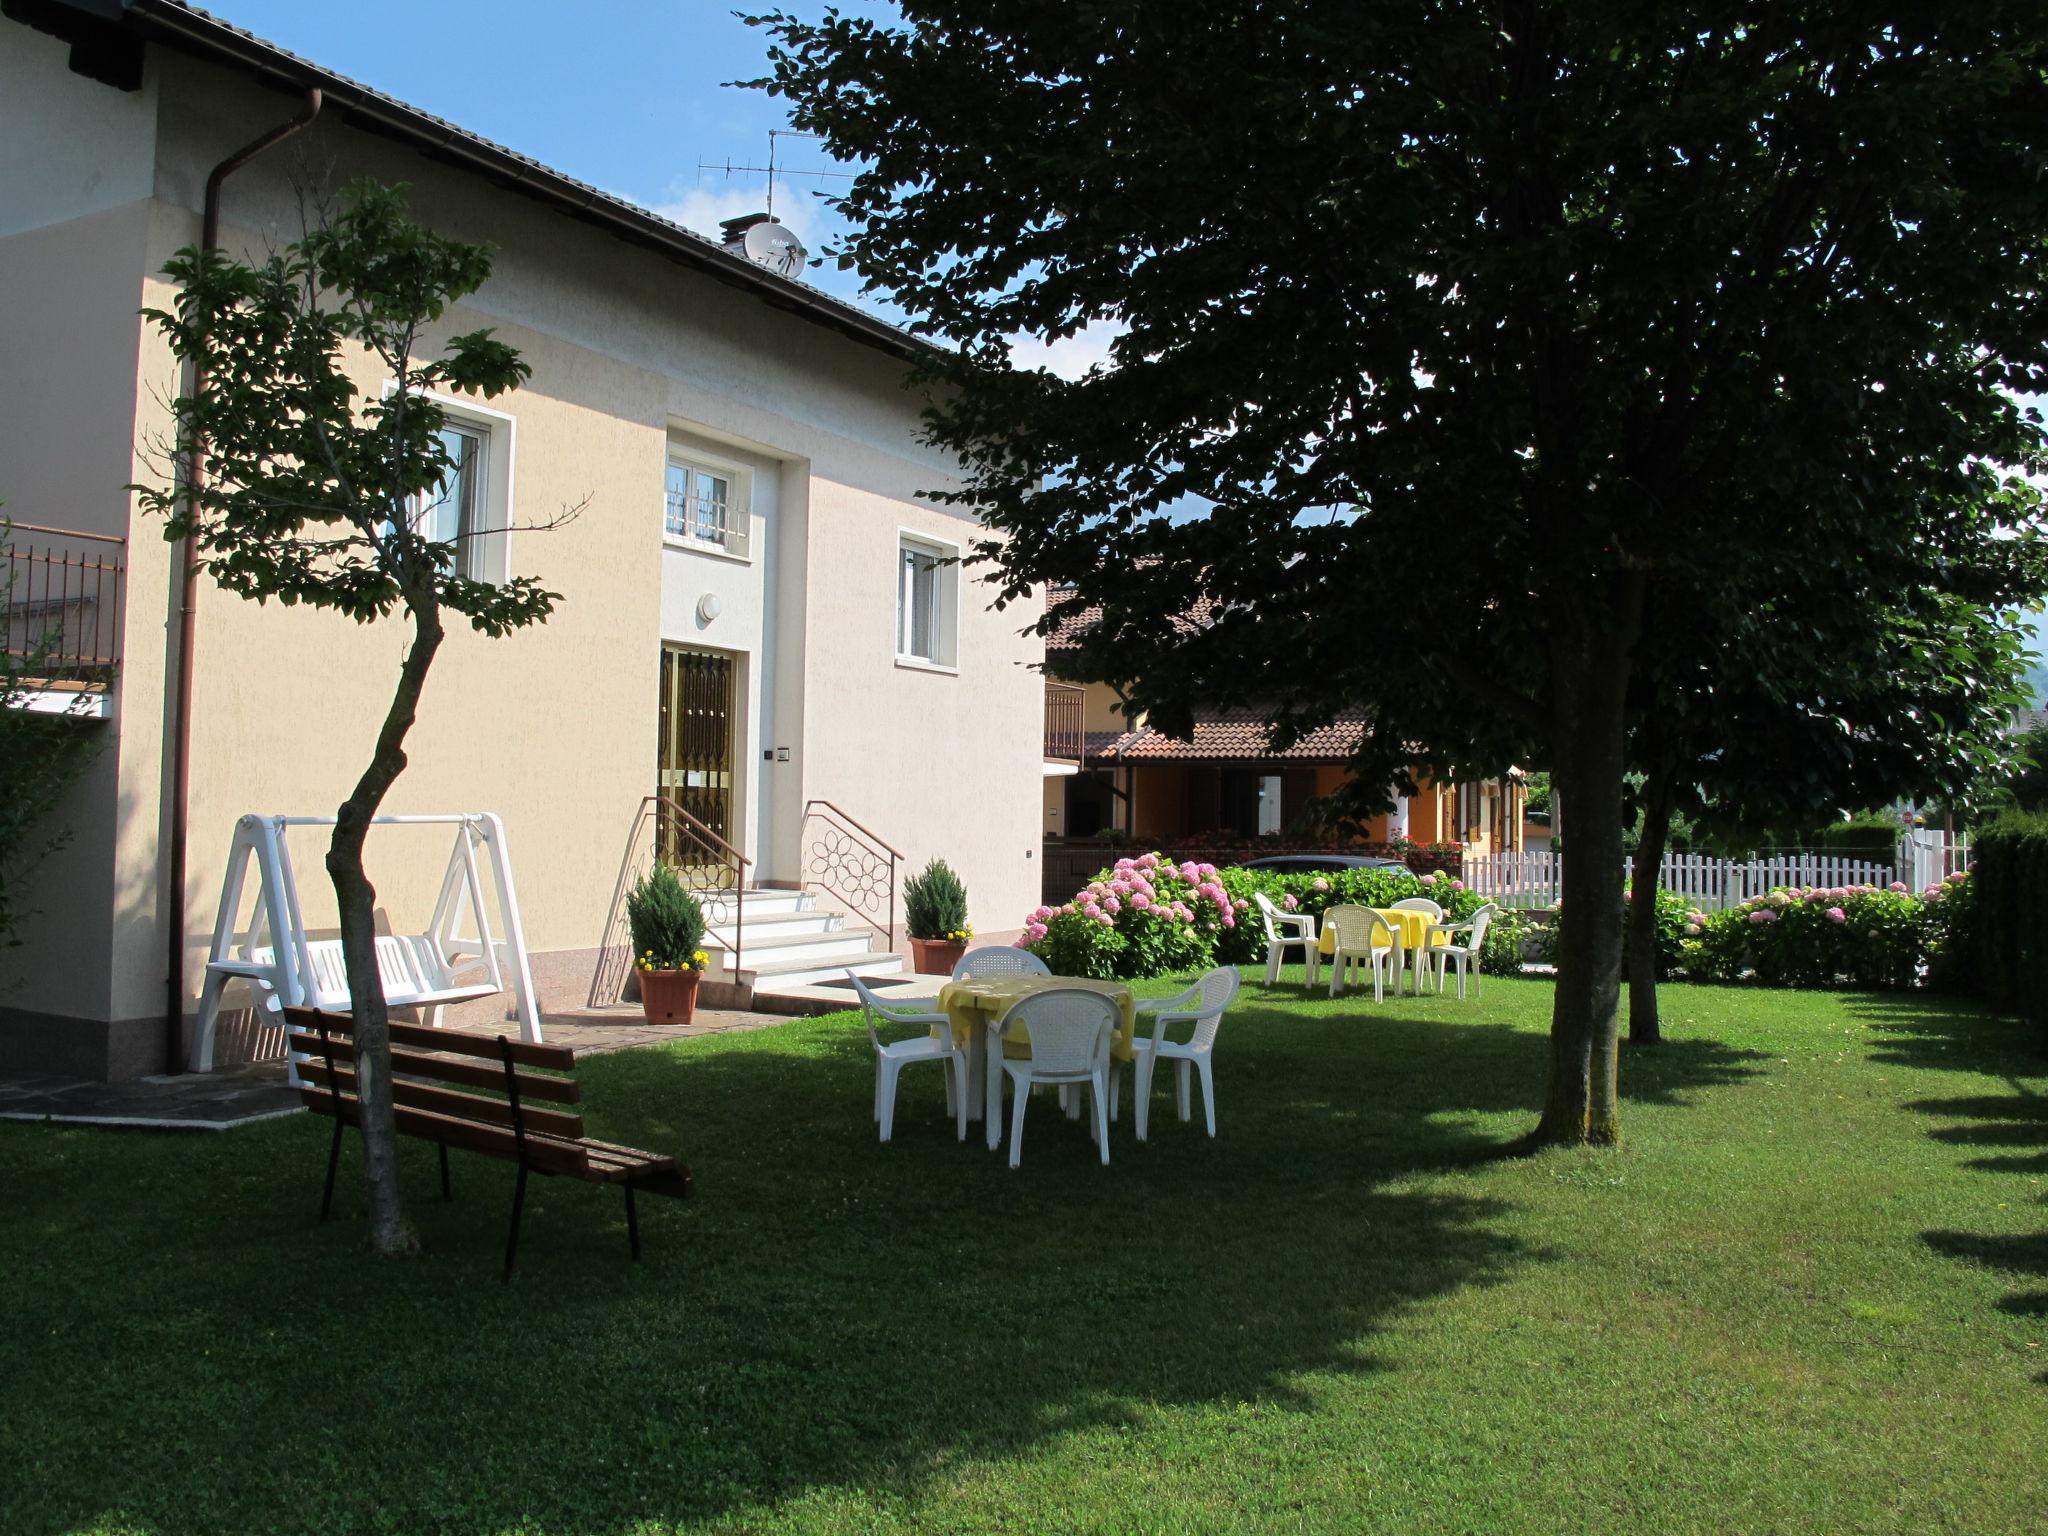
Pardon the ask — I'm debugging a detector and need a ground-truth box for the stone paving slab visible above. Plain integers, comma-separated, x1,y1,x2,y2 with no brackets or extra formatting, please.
0,1006,801,1133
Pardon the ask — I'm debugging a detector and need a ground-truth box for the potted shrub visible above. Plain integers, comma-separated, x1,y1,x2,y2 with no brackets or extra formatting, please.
904,858,973,974
626,863,710,1024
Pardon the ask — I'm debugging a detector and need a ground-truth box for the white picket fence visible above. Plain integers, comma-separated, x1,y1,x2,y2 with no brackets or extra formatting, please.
1462,849,1935,911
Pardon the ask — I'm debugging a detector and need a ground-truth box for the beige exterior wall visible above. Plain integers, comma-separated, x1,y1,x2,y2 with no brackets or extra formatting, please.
1,38,1043,1070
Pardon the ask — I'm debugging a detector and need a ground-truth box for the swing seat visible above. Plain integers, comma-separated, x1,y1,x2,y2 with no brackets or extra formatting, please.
216,935,503,1018
188,812,543,1077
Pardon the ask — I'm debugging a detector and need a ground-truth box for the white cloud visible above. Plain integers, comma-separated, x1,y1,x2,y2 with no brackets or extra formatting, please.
1007,318,1126,381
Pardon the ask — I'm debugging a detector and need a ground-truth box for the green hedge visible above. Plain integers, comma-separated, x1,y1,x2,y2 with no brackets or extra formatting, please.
1967,811,2048,1042
1017,852,1489,981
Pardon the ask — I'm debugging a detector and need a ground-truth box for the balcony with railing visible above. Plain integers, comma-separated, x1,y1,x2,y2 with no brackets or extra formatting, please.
1044,680,1085,764
4,522,124,719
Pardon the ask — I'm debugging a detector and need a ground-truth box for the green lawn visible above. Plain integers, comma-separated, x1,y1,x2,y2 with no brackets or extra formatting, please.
3,975,2045,1535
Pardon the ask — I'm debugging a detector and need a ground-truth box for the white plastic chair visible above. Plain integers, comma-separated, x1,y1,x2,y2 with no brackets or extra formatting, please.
1252,891,1319,985
1429,904,1497,999
1389,897,1445,990
991,987,1117,1168
952,945,1052,980
851,973,965,1142
1114,966,1239,1139
1324,904,1401,1001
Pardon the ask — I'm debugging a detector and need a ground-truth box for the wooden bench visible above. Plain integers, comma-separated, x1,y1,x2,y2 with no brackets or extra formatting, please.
285,1007,692,1277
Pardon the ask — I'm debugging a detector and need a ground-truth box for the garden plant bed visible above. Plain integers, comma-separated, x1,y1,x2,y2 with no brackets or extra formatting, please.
2,976,2043,1533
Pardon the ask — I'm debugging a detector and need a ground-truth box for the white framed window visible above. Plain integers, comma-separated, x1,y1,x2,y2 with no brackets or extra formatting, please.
665,453,751,560
896,531,958,669
395,389,515,584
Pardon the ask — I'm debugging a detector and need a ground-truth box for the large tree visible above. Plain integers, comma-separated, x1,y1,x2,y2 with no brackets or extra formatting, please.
754,2,2048,1143
140,181,566,1254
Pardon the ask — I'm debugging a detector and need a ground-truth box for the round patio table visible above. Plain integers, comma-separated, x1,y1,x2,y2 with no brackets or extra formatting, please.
936,972,1137,1150
1317,908,1449,993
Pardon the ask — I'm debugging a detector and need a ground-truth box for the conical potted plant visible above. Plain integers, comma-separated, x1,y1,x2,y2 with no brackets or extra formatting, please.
627,863,710,1024
904,858,973,974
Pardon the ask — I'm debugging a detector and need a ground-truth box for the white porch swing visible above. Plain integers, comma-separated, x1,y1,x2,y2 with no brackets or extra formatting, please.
189,813,543,1082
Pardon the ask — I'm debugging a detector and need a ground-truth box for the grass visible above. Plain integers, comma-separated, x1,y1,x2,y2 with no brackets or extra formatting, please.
3,974,2045,1535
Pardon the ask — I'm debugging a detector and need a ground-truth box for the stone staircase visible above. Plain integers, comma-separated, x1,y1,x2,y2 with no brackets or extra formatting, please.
706,889,914,1013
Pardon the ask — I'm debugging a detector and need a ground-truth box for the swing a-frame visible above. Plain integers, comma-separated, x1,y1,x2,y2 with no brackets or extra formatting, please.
190,813,542,1082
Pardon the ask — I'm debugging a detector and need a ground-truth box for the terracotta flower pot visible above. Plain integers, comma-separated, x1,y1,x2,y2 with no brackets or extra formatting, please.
638,967,702,1025
909,937,968,976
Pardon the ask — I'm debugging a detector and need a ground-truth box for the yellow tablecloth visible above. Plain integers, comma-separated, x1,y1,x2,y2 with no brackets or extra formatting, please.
936,973,1138,1062
1317,908,1450,956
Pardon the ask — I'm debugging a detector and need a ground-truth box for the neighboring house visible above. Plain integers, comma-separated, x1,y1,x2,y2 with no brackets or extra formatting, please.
1039,588,1525,857
0,1,1043,1079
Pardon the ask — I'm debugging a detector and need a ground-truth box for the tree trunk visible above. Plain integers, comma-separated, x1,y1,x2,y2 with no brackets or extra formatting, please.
1534,624,1633,1147
1626,768,1675,1046
326,594,444,1258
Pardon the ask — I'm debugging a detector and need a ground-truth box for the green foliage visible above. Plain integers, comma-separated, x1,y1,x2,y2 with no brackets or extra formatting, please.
1671,881,1970,991
1968,811,2048,1042
625,863,707,971
1021,853,1490,982
1997,726,2048,812
1021,852,1234,980
1479,909,1536,977
134,180,561,637
902,858,970,941
0,522,104,954
1627,887,1697,982
1814,815,1902,860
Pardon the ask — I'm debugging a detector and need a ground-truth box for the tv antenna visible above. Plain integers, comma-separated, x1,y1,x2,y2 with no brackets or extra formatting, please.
697,129,853,223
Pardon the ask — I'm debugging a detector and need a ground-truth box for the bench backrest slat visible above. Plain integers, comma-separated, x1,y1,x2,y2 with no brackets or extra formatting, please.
284,1032,582,1105
304,1062,586,1141
284,1007,573,1071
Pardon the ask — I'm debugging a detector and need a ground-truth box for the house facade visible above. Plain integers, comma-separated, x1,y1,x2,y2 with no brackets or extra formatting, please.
1039,604,1525,897
0,1,1044,1079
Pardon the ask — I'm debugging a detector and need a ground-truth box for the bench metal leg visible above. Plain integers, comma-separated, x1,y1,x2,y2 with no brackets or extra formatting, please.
502,1164,528,1282
438,1143,452,1202
320,1116,344,1220
624,1180,641,1262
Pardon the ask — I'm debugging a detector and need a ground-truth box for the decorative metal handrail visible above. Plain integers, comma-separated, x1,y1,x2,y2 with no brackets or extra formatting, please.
800,799,902,949
4,521,125,683
589,794,751,1007
1044,681,1085,762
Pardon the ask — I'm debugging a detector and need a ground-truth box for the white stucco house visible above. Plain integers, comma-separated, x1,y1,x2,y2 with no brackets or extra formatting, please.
0,0,1047,1078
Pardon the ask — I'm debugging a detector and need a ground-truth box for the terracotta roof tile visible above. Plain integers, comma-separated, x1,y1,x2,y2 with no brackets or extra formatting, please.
1090,706,1366,763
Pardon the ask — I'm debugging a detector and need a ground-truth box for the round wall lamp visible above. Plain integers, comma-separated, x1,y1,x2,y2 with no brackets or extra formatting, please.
696,592,722,625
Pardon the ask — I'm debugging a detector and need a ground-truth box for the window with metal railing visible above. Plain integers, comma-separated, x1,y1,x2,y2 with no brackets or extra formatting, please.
664,456,750,560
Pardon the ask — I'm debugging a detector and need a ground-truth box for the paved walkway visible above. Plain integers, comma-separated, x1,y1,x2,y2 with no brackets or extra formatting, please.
0,1005,795,1133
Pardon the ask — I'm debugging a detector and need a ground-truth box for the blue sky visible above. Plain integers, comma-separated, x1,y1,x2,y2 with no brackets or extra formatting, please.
198,3,2048,694
197,3,884,300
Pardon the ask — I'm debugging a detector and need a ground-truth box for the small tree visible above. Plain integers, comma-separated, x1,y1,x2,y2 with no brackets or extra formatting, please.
139,180,569,1256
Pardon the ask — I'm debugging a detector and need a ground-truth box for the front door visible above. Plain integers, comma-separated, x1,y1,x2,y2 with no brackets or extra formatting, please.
658,645,736,856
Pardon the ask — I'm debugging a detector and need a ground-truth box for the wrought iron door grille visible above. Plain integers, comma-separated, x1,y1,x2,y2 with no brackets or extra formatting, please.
658,646,735,862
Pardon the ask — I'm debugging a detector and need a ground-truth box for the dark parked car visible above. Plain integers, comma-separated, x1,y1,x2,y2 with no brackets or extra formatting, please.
1237,853,1409,876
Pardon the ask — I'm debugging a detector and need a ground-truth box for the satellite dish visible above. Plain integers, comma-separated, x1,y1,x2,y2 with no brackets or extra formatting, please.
742,219,807,278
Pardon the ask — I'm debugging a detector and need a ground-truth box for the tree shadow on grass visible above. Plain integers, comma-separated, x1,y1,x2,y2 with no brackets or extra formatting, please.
0,985,1764,1534
1847,994,2048,1384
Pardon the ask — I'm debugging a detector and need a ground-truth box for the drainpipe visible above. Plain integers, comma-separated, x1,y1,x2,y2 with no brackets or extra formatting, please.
164,88,323,1074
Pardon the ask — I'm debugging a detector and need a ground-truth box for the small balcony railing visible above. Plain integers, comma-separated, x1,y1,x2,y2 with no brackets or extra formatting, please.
1044,681,1085,762
663,488,750,560
4,522,124,691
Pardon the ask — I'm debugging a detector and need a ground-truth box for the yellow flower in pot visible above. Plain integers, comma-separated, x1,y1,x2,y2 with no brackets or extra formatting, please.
627,864,710,1024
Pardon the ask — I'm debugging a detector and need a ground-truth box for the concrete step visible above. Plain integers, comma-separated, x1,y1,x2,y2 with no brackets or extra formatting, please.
698,887,816,920
744,950,906,991
704,907,841,949
717,927,877,971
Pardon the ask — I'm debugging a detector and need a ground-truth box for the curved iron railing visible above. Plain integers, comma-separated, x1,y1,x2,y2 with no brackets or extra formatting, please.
800,799,902,949
589,795,751,1008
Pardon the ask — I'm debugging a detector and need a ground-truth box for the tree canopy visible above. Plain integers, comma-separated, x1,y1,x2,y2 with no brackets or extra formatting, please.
753,2,2048,1141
